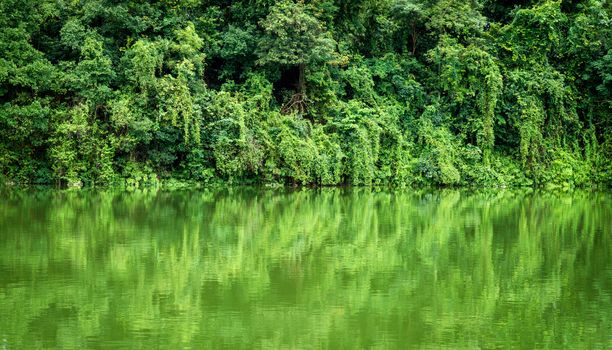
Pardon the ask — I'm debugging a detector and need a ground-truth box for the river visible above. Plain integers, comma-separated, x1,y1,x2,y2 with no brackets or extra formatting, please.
0,188,610,349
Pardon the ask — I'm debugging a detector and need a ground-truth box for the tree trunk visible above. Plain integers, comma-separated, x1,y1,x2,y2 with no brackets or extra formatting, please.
411,24,417,55
298,63,305,95
281,63,309,116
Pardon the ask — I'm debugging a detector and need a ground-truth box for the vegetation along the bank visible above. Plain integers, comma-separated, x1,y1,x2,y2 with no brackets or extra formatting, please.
0,0,610,188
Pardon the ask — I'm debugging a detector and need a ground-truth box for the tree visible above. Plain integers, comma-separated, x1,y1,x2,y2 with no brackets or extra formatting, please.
257,0,337,114
392,0,425,55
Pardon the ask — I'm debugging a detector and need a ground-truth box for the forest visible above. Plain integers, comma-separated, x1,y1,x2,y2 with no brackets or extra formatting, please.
0,0,610,188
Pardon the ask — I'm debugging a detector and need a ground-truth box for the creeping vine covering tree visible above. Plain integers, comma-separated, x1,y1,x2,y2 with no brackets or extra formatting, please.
0,0,609,187
257,0,338,113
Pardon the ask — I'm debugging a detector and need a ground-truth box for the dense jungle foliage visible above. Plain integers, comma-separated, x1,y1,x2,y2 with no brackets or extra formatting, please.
0,0,610,188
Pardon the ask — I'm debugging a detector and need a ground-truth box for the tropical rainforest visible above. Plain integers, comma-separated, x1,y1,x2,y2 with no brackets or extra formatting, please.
0,0,610,188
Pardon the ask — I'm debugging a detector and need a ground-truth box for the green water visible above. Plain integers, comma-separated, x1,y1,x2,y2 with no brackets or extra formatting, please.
0,189,610,349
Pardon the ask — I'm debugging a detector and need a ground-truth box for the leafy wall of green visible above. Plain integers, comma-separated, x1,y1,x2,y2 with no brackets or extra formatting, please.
0,0,610,187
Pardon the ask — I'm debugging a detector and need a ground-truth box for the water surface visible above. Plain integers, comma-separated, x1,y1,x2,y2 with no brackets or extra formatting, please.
0,188,610,349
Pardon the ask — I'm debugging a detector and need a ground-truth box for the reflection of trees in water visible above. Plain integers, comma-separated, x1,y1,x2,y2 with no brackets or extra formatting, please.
0,189,609,348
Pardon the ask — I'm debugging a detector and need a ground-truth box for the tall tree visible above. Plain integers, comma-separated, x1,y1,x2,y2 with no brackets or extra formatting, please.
257,0,337,113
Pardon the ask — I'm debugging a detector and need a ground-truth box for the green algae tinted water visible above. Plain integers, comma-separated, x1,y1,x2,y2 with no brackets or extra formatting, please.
0,188,610,349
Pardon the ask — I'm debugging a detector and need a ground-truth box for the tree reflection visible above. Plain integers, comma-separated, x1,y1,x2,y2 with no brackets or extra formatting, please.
0,189,610,349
